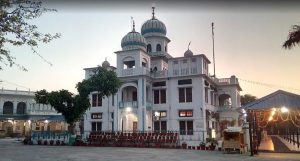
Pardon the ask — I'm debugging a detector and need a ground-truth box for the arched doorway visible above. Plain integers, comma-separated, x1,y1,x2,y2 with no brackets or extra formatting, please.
2,121,13,136
17,102,26,114
121,113,138,132
219,94,232,107
3,101,13,114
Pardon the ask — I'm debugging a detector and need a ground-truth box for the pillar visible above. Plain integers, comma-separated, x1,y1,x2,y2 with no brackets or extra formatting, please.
138,78,146,131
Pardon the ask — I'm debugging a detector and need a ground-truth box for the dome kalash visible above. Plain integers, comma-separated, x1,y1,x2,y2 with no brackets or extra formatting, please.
121,22,147,51
141,7,167,37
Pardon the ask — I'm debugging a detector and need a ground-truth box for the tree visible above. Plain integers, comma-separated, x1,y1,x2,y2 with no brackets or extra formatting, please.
0,0,60,71
241,94,257,106
283,25,300,49
35,66,121,134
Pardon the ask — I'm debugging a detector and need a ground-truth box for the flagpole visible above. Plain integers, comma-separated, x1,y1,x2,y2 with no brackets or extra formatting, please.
212,22,216,77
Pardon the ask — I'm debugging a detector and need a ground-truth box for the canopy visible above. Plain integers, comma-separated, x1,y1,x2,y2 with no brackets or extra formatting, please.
244,90,300,110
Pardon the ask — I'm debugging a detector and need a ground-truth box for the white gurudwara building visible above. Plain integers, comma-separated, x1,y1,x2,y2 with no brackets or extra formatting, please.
83,8,242,144
0,89,67,137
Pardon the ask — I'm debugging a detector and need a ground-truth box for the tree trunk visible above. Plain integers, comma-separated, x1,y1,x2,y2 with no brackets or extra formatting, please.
68,123,76,135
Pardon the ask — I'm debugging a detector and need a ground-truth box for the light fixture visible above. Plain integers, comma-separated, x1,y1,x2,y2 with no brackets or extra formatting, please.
126,107,132,112
281,106,289,113
268,116,273,121
154,111,160,117
44,120,49,124
27,120,31,124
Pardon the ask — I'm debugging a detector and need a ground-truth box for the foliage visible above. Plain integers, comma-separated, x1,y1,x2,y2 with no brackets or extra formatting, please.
0,0,60,71
283,25,300,49
35,66,121,132
81,66,121,97
241,94,257,106
34,89,48,104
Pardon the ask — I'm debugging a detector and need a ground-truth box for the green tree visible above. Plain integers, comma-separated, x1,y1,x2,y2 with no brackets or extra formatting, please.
241,94,257,106
0,0,60,71
283,25,300,49
35,66,121,133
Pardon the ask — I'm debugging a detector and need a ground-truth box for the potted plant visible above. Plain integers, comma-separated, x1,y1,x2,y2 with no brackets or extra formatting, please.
200,142,206,150
43,140,48,145
50,140,54,145
38,140,42,145
56,140,60,145
181,142,187,149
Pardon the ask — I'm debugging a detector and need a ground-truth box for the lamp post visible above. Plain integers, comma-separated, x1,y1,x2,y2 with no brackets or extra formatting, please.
247,110,254,156
153,111,160,132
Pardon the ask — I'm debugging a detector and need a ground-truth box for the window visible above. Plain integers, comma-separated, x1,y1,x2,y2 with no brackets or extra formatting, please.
173,61,178,65
155,111,167,117
132,91,137,101
210,91,214,105
91,122,102,131
178,87,192,103
179,110,193,117
178,79,192,85
182,59,187,63
112,95,114,106
3,101,13,114
153,89,166,104
165,45,167,52
205,88,208,103
154,121,167,132
156,44,161,51
191,58,196,62
147,44,152,52
92,94,102,107
91,113,102,119
111,112,114,119
179,121,193,135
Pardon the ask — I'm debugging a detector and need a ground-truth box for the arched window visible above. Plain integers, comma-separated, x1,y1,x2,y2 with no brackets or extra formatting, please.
165,45,167,52
147,44,152,52
17,102,26,114
156,44,161,52
3,101,13,114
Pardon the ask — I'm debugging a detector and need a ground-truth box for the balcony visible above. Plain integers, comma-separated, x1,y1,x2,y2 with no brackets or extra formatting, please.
119,101,138,109
146,101,152,110
151,70,168,78
117,67,150,77
210,76,239,86
216,106,240,112
118,101,152,110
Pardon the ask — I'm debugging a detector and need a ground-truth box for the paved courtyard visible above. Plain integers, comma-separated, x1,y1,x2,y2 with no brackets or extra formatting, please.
0,139,300,161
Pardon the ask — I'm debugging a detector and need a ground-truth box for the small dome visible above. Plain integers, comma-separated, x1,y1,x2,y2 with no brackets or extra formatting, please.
102,60,110,68
141,18,167,36
184,49,194,57
121,31,147,51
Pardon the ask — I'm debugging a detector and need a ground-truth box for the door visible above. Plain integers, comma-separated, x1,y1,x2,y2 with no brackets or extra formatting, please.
133,121,137,132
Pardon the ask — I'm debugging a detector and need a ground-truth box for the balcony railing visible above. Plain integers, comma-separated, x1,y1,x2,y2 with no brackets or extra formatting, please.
118,67,150,77
119,101,138,109
151,70,168,78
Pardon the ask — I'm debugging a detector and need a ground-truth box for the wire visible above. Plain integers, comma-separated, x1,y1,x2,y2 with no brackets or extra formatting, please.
0,79,31,90
239,78,300,92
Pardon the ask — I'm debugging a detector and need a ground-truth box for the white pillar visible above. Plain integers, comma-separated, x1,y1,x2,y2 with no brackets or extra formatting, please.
138,78,146,131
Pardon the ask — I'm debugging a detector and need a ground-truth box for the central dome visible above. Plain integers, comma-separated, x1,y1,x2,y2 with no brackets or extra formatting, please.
121,31,147,51
141,7,167,37
141,18,167,36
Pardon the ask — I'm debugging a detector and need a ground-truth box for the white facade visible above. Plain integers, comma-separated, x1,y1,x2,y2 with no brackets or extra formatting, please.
83,9,242,142
0,89,66,137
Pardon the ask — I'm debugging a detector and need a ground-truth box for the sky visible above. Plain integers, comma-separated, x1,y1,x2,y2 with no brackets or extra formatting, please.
1,0,300,98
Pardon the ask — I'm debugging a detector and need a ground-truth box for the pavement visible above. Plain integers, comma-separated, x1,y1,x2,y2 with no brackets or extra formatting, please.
0,138,300,161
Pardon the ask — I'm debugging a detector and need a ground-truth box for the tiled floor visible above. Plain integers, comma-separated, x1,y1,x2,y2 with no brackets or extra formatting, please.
1,138,300,161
